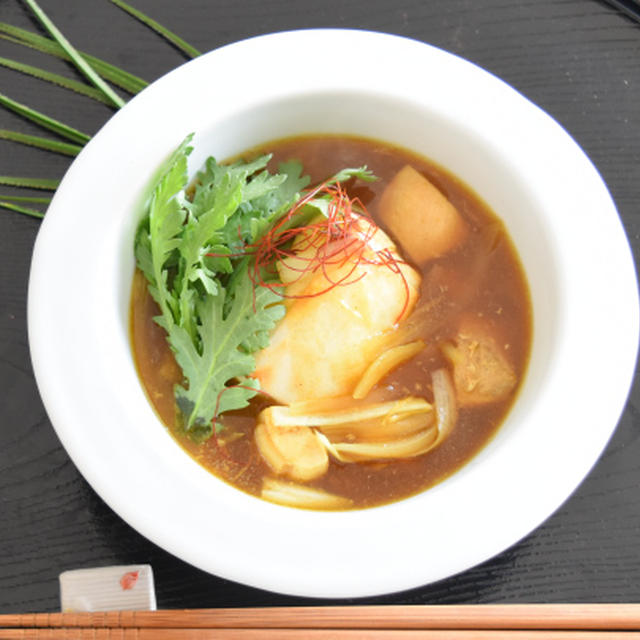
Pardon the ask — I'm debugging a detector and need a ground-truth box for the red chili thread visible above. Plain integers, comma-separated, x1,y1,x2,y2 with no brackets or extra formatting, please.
206,180,411,319
210,383,277,437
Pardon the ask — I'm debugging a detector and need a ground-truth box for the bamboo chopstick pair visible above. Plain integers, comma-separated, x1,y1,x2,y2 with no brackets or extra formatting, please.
1,605,639,639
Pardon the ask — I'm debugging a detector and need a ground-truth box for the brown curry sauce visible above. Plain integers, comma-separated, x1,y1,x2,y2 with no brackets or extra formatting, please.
130,135,532,509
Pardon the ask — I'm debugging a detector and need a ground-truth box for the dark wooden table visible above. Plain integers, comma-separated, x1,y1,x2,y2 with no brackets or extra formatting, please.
1,0,639,613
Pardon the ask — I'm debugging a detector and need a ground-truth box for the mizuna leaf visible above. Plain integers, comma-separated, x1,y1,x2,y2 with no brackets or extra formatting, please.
135,135,194,331
134,138,317,441
172,272,284,438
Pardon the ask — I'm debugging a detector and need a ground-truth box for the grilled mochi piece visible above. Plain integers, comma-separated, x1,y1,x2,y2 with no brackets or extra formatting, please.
253,218,421,404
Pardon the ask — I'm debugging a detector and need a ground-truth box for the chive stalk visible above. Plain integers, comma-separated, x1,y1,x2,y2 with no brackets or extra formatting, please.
0,93,90,145
22,0,126,108
0,56,113,105
0,176,60,190
0,129,82,156
109,0,201,58
0,200,45,218
0,24,148,94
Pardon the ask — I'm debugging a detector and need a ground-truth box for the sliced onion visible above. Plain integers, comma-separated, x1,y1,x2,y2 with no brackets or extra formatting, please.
261,477,352,510
431,367,458,443
352,340,426,399
331,426,438,461
267,397,431,429
319,410,435,442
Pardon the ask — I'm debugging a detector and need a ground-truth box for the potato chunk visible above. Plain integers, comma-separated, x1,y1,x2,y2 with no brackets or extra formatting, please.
255,417,328,482
378,165,467,264
441,318,517,406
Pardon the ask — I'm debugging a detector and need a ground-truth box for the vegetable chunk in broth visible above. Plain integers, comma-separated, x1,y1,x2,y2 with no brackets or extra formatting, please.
130,135,532,510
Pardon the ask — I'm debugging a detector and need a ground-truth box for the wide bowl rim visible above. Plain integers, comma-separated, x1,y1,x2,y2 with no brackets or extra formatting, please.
27,28,639,598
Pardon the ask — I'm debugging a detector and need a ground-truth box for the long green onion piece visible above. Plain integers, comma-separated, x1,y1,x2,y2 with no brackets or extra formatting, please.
0,129,82,156
109,0,201,58
0,200,44,218
0,92,90,145
0,55,112,105
22,0,126,109
0,24,147,94
0,176,60,190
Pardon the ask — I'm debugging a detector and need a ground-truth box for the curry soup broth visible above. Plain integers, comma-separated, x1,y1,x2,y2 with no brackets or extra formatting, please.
130,135,532,509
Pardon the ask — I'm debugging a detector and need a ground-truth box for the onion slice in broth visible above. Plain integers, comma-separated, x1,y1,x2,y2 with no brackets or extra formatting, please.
431,368,458,443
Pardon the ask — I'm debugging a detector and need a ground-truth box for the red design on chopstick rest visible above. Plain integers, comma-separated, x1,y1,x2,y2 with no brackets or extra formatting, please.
119,570,139,590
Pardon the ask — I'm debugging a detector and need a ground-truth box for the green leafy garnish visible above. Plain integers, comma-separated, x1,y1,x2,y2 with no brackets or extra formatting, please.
134,136,311,441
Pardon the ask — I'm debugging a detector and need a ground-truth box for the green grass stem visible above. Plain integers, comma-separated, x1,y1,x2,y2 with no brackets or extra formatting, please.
0,92,90,144
21,0,126,108
0,200,45,218
0,25,147,93
0,55,112,105
0,175,60,190
0,129,82,156
109,0,201,58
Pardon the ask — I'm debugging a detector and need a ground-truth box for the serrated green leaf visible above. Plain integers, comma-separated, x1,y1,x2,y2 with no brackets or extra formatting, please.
135,135,193,331
171,272,284,435
329,166,376,184
134,138,382,442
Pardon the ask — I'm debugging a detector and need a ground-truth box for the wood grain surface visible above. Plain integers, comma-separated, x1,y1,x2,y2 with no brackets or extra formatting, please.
0,0,638,613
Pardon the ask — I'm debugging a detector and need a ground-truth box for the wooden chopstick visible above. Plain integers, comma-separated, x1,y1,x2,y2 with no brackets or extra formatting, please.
0,630,639,640
2,605,640,631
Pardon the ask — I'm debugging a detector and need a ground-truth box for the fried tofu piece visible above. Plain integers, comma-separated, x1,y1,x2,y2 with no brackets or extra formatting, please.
441,317,517,406
378,165,467,264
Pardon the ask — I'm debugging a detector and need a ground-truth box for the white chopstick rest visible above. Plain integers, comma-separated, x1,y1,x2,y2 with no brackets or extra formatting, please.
59,565,157,612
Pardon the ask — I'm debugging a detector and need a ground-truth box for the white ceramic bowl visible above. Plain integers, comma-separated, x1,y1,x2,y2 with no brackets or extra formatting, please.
28,29,639,598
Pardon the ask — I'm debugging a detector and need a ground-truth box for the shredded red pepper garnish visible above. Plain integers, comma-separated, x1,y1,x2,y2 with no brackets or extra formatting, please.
210,383,276,439
207,180,411,318
206,180,413,432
